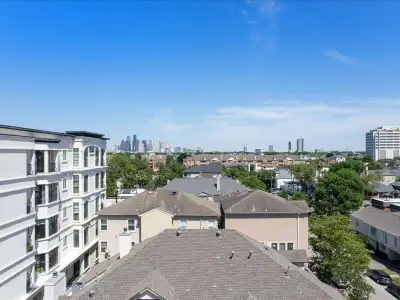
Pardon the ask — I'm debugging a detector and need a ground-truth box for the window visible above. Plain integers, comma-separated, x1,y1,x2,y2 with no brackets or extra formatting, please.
35,254,46,274
385,232,388,243
62,178,67,190
84,175,88,193
84,148,89,167
84,201,89,219
84,252,89,269
179,219,188,230
48,215,58,236
63,207,67,219
89,146,95,153
279,243,286,250
128,220,136,231
287,243,294,250
95,220,98,237
73,203,79,221
95,173,99,189
100,241,107,253
355,219,359,226
36,219,46,239
271,243,278,250
48,183,58,203
35,185,45,205
95,247,99,259
100,172,105,188
49,247,59,269
95,148,99,166
101,149,105,166
95,196,99,213
207,220,217,229
63,236,67,247
73,175,79,194
100,219,107,230
84,227,89,246
73,148,79,167
73,230,80,248
371,226,377,236
62,150,67,161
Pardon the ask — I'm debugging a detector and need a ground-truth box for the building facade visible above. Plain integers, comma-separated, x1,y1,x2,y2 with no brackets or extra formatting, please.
366,126,400,161
296,138,304,152
0,125,107,300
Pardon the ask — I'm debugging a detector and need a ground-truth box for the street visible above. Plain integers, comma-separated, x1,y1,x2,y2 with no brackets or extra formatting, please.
366,277,396,300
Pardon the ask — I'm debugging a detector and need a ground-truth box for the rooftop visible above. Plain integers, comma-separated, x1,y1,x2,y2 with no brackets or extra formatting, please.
220,190,308,214
64,229,343,300
184,162,223,174
352,206,400,236
97,190,220,217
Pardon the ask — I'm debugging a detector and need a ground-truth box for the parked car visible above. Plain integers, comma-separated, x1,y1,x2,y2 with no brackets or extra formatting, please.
387,282,400,299
368,269,392,285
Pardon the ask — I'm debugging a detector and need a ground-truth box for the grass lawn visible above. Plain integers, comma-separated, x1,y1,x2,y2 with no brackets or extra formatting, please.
383,268,398,276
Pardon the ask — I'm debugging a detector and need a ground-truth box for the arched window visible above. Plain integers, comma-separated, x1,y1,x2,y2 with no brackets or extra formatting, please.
84,147,89,167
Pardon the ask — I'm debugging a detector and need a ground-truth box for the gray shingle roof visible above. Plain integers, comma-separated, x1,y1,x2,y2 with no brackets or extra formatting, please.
276,169,293,179
97,190,220,217
65,229,343,300
352,206,400,236
220,190,308,214
162,177,248,196
278,250,309,263
375,182,394,193
184,163,223,174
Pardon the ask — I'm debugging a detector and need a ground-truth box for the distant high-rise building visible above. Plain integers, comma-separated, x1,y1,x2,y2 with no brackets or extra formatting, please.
153,138,161,153
244,145,248,153
126,136,132,152
268,145,274,152
142,140,147,153
136,139,140,152
366,126,400,160
120,140,125,151
132,134,137,152
296,138,304,152
255,148,262,155
288,141,292,152
174,146,182,153
148,140,153,151
138,141,145,153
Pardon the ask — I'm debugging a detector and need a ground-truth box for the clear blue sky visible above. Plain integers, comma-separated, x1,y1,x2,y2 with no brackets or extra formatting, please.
1,1,399,151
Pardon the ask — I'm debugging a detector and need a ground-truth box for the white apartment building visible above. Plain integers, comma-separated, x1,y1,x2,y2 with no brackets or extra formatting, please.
0,125,107,300
366,126,400,161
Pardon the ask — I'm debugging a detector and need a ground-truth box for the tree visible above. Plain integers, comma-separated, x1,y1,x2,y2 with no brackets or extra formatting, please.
257,170,276,191
310,216,373,300
329,159,365,175
176,153,189,164
361,172,381,198
277,190,289,199
291,192,309,200
311,169,364,216
292,163,317,193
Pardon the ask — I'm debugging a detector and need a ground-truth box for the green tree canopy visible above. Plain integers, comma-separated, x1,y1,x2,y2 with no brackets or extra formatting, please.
329,159,365,175
291,192,309,200
310,216,373,300
223,166,274,191
311,169,364,216
291,163,317,193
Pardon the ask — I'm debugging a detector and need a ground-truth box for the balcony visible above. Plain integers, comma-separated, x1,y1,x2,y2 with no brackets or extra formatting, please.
27,163,35,176
49,162,56,173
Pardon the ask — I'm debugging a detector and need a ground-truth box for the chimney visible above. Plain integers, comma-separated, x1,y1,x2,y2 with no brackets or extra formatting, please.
119,227,132,259
216,177,221,191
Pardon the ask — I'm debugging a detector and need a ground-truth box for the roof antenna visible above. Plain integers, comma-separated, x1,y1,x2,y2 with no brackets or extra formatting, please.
230,251,234,259
284,266,290,277
248,250,253,259
176,229,182,237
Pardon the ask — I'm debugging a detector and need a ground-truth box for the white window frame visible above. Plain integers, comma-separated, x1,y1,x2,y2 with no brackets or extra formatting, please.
62,207,67,219
100,219,108,231
207,219,217,229
62,150,67,162
62,178,67,191
127,219,136,232
268,241,295,251
100,241,107,253
179,219,188,230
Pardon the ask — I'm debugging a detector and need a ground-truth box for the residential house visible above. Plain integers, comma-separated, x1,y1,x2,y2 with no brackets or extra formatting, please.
352,206,400,260
161,177,248,202
275,169,294,189
62,229,344,300
96,190,220,261
183,162,222,178
220,190,309,250
141,154,167,172
375,170,396,184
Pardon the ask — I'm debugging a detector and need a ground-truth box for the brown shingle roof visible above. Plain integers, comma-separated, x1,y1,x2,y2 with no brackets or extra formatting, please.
220,190,308,214
65,229,344,300
97,190,220,217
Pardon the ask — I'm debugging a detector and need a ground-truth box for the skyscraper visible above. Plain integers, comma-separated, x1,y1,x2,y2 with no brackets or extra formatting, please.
126,136,132,152
132,134,137,152
244,145,248,153
148,140,152,151
288,141,292,152
153,138,161,153
296,138,304,152
268,145,274,152
366,126,400,160
142,140,147,153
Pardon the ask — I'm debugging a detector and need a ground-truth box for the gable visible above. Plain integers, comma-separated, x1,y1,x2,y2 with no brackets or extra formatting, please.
129,289,165,300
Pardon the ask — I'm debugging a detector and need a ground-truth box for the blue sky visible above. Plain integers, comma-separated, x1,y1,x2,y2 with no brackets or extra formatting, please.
1,1,399,151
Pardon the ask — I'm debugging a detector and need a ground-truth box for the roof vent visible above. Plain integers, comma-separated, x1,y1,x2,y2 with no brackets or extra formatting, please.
284,266,290,278
176,229,182,237
252,205,255,211
230,251,234,259
172,191,178,195
123,227,127,233
248,251,253,259
89,290,95,298
216,230,222,237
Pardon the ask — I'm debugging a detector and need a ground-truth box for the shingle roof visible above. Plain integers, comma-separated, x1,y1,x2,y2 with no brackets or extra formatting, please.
184,163,223,174
278,250,309,263
162,177,248,196
184,165,204,174
65,229,343,300
375,182,395,193
352,206,400,236
220,190,308,214
97,190,220,217
276,169,293,179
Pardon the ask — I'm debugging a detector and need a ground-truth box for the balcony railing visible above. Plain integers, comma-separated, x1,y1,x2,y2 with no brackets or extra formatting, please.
36,163,45,173
27,164,35,176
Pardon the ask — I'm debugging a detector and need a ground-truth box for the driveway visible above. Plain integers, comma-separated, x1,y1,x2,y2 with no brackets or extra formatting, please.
366,277,396,300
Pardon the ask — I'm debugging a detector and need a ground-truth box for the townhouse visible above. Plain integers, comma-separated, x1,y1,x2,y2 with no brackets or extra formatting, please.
220,190,309,250
96,190,220,261
0,125,107,300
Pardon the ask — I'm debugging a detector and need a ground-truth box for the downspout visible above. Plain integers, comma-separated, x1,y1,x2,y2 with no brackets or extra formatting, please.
297,213,300,250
